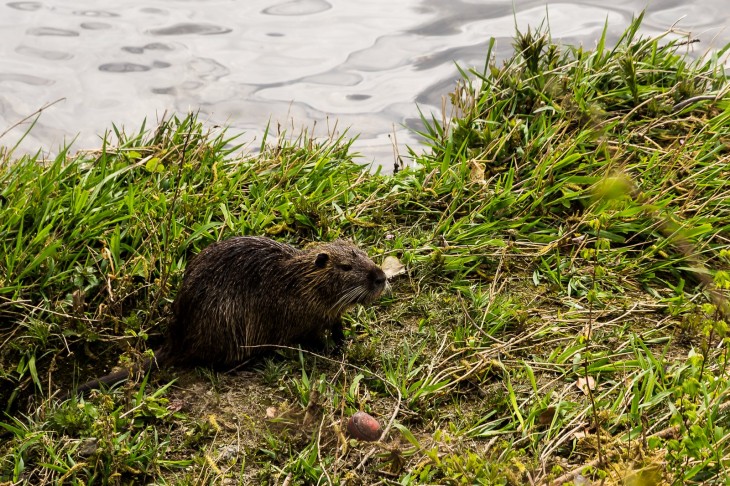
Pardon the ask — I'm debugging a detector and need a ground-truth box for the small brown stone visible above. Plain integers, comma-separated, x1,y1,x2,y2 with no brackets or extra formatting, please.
347,411,382,442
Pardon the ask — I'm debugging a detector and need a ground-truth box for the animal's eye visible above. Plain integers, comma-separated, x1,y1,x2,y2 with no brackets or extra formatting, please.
338,264,353,271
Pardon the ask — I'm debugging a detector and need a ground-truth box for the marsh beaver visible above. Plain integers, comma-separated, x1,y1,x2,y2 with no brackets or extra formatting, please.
66,236,387,396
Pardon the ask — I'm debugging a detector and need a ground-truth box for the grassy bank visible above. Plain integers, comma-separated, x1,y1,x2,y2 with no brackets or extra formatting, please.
2,16,730,484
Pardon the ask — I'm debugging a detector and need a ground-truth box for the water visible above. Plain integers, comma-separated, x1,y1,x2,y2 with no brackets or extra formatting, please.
1,0,728,165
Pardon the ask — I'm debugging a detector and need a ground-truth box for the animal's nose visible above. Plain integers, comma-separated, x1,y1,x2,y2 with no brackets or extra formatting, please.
371,268,386,286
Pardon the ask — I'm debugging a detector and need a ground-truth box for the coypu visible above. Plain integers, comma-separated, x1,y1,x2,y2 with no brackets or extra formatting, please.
64,236,387,397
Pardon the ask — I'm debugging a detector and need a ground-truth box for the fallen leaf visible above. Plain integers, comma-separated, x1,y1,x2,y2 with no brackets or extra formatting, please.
576,376,596,395
573,473,591,485
468,159,486,185
382,256,406,278
168,399,185,412
537,406,556,425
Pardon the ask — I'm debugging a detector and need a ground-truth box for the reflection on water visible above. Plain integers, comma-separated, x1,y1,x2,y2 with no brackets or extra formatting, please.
0,0,728,164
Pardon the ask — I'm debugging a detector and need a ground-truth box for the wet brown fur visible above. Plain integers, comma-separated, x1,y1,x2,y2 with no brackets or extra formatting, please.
64,237,386,397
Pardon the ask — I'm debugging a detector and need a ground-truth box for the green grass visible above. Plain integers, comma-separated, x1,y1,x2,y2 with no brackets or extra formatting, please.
2,14,730,485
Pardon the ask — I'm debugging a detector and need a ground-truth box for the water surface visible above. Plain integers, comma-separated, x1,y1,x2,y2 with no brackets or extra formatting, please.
1,0,728,164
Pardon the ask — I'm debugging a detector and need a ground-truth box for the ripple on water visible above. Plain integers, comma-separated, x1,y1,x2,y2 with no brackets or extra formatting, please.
80,22,112,30
26,27,79,36
187,58,230,81
139,7,166,14
99,63,151,73
147,23,232,36
302,72,364,86
151,87,176,95
262,0,332,16
0,73,54,86
144,43,174,51
16,45,73,61
71,10,119,18
7,1,42,11
122,43,175,54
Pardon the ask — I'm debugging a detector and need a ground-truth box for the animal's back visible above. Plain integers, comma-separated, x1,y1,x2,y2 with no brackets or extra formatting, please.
167,236,301,366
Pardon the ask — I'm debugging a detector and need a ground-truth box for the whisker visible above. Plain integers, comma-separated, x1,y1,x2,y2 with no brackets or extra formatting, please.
332,285,363,314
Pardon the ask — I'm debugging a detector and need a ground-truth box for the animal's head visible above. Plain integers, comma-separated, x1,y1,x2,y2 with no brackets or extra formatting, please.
307,241,387,314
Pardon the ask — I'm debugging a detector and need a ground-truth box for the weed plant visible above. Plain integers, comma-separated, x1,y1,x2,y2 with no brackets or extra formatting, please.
2,15,730,485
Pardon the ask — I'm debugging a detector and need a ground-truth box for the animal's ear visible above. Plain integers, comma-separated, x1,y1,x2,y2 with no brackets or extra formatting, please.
314,252,329,268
